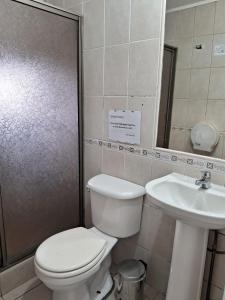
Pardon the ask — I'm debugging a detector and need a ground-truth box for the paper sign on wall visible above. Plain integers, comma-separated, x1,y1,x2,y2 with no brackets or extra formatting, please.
108,110,141,145
214,44,225,56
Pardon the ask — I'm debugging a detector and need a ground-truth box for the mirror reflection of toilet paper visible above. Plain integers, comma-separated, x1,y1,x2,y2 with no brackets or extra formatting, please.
191,122,219,152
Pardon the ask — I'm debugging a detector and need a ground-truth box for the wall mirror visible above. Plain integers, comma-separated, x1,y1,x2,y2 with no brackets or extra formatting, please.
157,0,225,160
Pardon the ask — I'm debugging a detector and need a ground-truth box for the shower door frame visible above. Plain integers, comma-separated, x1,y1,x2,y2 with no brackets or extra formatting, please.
0,0,84,270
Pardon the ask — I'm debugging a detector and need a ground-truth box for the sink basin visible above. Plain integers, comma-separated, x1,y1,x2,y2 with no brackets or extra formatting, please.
145,173,225,300
145,172,225,229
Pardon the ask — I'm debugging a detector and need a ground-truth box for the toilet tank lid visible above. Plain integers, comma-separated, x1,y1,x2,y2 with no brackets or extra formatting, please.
87,174,145,200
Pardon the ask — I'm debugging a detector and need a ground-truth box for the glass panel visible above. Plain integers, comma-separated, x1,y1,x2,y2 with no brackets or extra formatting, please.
0,0,80,264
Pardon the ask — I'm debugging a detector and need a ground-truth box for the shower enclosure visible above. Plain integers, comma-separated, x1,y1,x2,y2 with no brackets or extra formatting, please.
0,0,83,268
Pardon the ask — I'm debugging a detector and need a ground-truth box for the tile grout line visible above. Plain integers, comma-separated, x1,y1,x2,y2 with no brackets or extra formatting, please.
101,0,106,173
205,2,217,119
123,0,133,175
83,36,161,52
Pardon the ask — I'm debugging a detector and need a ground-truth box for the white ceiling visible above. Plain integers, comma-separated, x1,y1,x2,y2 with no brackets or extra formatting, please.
166,0,213,10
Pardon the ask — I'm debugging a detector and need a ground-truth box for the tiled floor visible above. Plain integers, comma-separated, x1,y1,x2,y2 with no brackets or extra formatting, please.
0,271,165,300
17,284,51,300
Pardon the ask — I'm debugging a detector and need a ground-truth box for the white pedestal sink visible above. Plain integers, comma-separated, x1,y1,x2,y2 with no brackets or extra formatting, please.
145,173,225,300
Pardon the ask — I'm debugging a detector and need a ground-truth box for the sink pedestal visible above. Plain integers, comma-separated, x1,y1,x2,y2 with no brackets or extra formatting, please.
166,221,208,300
146,173,225,300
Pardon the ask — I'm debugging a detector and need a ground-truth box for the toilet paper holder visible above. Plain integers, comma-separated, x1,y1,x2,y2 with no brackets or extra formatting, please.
191,122,219,153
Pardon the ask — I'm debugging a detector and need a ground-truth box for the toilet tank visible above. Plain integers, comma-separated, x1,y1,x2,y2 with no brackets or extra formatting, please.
87,174,145,238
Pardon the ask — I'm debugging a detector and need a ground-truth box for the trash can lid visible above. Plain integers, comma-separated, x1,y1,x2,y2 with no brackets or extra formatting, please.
118,259,146,281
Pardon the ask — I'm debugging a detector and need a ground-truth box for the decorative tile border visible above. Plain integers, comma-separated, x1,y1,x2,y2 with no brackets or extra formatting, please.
84,138,225,175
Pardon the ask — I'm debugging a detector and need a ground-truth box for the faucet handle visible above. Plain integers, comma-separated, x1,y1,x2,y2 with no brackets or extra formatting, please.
201,170,211,179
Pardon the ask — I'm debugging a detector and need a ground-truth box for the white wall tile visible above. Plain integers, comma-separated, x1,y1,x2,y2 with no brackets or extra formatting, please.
190,68,210,100
171,100,188,128
206,100,225,131
194,3,215,36
164,12,177,42
62,0,83,14
128,97,156,148
102,148,125,178
137,205,175,261
209,68,225,99
170,101,207,145
175,8,195,38
45,0,63,6
84,138,102,182
192,35,213,68
174,70,191,99
186,100,207,128
168,38,193,70
210,135,225,160
183,130,193,153
105,0,130,46
83,0,104,49
69,4,83,15
131,0,163,41
212,33,225,67
84,97,103,139
129,39,160,96
112,237,141,264
124,154,151,185
62,0,82,6
146,253,171,293
104,45,129,96
84,143,102,227
169,128,188,152
83,48,104,96
150,159,185,180
214,0,225,34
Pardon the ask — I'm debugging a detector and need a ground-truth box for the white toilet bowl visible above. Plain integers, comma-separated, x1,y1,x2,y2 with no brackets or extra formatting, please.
35,174,145,300
35,227,117,300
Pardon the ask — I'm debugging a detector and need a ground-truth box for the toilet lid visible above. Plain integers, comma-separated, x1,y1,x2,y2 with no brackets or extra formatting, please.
35,227,106,273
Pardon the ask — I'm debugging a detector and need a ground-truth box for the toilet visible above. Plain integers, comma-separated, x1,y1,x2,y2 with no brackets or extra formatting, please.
34,174,145,300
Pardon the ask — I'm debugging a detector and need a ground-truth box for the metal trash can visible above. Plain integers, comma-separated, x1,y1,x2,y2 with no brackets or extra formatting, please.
115,259,146,300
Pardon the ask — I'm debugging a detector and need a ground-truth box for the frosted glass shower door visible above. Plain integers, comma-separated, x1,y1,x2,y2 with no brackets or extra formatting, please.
0,0,81,265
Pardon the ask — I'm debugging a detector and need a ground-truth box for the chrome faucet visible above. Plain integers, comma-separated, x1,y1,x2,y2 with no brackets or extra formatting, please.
195,170,211,189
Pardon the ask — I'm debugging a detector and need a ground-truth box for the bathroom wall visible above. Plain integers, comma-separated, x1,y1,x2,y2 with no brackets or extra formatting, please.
1,1,225,300
81,0,225,299
0,1,82,300
166,2,225,159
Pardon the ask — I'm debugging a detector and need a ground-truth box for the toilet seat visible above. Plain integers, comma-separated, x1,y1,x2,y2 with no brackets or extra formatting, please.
35,227,107,278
